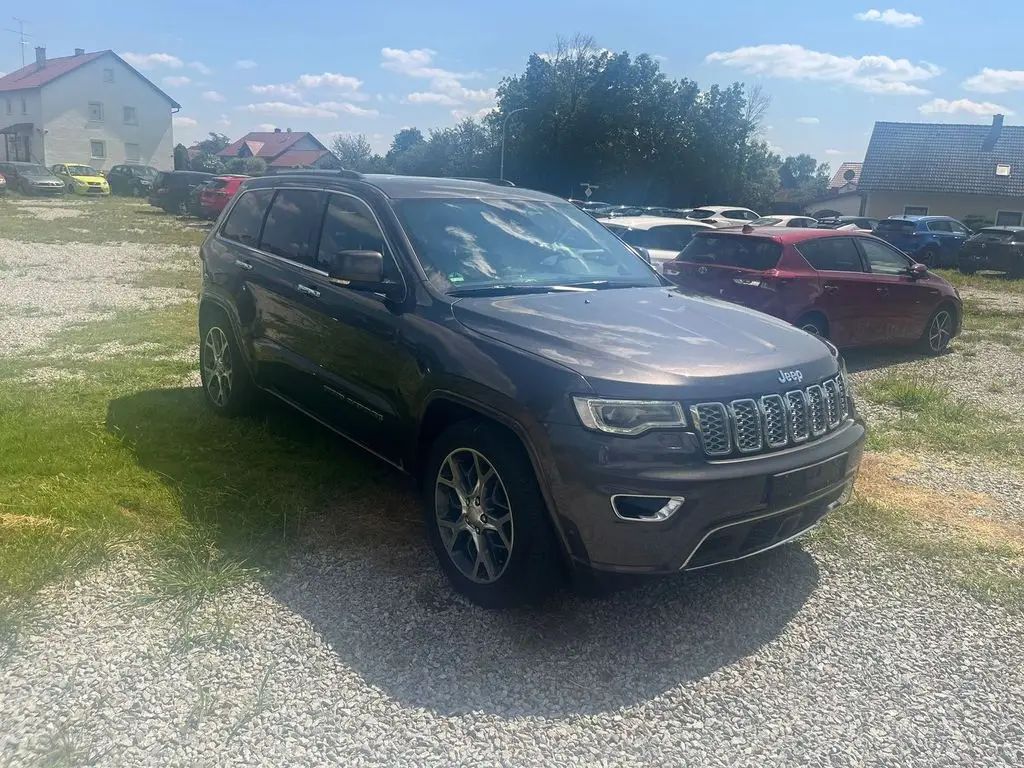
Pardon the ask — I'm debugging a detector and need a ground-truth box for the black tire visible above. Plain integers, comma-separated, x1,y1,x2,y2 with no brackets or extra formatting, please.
199,309,257,416
796,314,828,339
422,420,561,608
20,180,32,196
1010,260,1024,280
920,247,939,268
919,304,955,356
132,185,144,198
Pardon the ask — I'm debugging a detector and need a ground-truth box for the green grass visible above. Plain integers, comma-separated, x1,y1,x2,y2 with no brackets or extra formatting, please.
862,373,1024,457
0,194,209,247
935,268,1024,294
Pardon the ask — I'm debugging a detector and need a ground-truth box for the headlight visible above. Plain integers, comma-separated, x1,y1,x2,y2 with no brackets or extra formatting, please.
572,396,687,436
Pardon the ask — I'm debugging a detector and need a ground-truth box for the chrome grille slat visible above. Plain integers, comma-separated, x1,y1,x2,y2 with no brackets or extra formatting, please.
692,376,850,458
730,399,763,453
691,403,731,456
759,394,788,448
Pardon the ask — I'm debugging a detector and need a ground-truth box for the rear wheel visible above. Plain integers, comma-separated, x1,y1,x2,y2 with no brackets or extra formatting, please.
920,305,955,356
796,314,828,339
920,247,939,268
423,420,561,608
199,309,257,416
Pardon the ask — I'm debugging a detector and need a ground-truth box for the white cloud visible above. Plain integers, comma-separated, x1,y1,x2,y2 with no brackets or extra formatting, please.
854,9,923,27
918,98,1014,117
705,44,939,95
962,68,1024,94
241,102,338,118
189,61,212,75
796,116,820,124
163,76,191,88
249,72,366,104
257,123,277,131
172,116,197,127
235,59,257,70
315,101,380,117
451,106,496,122
249,83,303,101
651,54,668,63
122,52,183,69
296,72,362,91
381,47,494,105
216,114,231,128
202,90,226,102
824,149,845,156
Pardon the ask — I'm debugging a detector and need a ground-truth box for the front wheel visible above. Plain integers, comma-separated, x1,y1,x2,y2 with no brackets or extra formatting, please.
920,305,955,356
796,314,828,339
199,312,257,416
423,421,561,608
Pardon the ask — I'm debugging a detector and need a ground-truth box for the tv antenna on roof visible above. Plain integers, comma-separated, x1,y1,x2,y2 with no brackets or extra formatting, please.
4,18,31,67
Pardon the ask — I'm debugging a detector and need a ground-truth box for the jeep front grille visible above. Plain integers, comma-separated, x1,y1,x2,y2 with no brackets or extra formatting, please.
690,374,852,458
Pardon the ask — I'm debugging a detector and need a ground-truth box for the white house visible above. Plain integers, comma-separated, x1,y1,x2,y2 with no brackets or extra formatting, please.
0,47,181,170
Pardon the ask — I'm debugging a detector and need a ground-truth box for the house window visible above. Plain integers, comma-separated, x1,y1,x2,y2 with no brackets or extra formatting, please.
20,97,27,114
996,210,1023,226
123,106,137,125
903,205,928,216
124,143,140,163
88,102,104,122
996,164,1012,177
103,68,114,83
4,98,10,115
90,140,106,159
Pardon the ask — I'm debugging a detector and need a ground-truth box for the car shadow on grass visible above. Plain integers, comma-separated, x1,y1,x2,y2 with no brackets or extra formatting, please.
842,346,947,373
107,386,821,719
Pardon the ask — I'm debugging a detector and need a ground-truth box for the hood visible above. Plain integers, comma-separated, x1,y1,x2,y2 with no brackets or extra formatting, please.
69,174,107,183
452,286,839,400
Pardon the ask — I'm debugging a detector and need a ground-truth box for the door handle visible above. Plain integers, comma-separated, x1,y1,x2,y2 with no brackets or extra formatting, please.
234,259,254,271
296,283,321,298
824,284,839,295
875,287,889,295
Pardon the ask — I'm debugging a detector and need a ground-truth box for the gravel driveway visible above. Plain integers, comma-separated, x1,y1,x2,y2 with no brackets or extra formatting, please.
3,510,1023,767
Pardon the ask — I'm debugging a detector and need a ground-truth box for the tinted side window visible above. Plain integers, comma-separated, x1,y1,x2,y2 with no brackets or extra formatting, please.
927,220,952,233
859,239,911,275
796,238,863,272
647,225,699,251
317,193,398,281
259,189,325,265
221,189,273,248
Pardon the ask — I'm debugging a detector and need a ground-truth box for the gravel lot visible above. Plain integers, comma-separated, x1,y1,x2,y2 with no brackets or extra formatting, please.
2,236,1023,766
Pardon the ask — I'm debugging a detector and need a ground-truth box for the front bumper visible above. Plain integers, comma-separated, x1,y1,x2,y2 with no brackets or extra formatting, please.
29,184,65,196
71,184,110,195
542,419,866,574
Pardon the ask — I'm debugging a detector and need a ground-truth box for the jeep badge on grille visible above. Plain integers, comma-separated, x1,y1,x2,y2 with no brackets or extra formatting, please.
778,369,804,384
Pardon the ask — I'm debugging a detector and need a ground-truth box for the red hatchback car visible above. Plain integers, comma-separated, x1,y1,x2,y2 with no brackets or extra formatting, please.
198,175,248,219
663,227,962,354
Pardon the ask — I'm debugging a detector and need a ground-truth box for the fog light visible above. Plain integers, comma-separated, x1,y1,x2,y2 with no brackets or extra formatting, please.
611,495,685,522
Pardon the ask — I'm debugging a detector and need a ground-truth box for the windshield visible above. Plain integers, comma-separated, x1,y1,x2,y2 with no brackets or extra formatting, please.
687,209,716,219
677,233,783,270
17,165,50,177
392,197,661,292
753,217,782,226
135,166,158,179
66,165,100,176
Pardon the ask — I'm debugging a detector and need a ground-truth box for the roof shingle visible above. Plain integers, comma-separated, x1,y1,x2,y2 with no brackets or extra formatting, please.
829,162,862,189
860,120,1024,197
217,132,319,158
0,51,106,91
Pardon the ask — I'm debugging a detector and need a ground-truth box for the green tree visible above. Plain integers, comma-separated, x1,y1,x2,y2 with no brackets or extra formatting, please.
173,143,190,170
242,157,267,176
330,133,386,172
778,154,830,205
191,153,225,174
195,132,231,155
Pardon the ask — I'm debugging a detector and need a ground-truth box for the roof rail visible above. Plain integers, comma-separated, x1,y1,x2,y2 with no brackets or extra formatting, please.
273,168,363,180
451,176,517,187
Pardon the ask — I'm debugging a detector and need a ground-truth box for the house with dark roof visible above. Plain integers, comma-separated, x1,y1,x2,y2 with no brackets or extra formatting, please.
803,162,865,218
216,129,340,171
0,46,181,170
859,115,1024,226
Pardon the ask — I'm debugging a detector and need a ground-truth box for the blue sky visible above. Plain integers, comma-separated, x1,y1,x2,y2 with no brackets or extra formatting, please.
5,0,1024,170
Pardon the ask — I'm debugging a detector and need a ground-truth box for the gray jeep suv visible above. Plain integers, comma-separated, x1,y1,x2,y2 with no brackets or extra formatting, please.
198,171,866,607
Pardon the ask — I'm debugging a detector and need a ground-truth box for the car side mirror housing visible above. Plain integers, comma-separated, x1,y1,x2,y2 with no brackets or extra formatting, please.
909,262,928,278
633,247,652,264
326,250,400,297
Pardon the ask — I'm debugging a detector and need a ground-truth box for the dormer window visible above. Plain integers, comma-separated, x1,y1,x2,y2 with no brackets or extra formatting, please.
996,163,1012,176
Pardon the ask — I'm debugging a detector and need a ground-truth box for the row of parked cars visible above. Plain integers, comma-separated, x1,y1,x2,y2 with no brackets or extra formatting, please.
577,199,1024,278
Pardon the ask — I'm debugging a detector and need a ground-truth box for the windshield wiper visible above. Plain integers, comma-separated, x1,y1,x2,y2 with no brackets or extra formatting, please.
555,280,657,290
449,283,600,297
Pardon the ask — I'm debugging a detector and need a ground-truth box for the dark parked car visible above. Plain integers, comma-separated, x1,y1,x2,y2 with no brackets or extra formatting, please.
199,171,865,607
0,162,65,196
958,227,1024,277
873,215,970,268
107,164,159,197
148,170,214,214
663,227,962,354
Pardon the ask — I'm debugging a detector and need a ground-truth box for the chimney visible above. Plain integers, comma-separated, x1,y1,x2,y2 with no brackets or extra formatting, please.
286,127,292,133
983,113,1004,152
35,46,46,68
273,127,282,133
74,48,85,56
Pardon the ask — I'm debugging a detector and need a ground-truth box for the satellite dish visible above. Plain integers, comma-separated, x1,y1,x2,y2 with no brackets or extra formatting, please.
843,168,856,181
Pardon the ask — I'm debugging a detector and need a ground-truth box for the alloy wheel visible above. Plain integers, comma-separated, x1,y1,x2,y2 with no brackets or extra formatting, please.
434,448,514,584
928,310,952,352
202,326,233,407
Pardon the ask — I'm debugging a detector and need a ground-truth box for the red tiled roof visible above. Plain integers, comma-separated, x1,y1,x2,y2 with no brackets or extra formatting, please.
829,162,863,189
217,131,321,158
0,50,181,108
0,51,106,91
267,149,334,167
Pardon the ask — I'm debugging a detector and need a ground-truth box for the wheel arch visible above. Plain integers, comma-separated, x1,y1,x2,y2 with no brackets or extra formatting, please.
198,294,259,379
795,310,830,338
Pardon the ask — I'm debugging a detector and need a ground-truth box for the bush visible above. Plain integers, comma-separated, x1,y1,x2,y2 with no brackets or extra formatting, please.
242,158,267,176
173,144,190,170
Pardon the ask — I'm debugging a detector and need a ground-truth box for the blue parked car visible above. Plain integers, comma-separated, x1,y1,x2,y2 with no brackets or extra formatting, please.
873,215,971,268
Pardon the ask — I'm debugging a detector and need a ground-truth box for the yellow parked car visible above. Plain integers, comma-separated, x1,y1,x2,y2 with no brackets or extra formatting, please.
50,163,111,196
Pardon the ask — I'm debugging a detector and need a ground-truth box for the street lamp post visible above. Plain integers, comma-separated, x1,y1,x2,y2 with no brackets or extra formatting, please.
499,107,529,183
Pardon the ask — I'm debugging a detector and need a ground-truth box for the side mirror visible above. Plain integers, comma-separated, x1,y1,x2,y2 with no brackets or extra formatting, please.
633,247,652,264
909,262,928,278
326,250,400,296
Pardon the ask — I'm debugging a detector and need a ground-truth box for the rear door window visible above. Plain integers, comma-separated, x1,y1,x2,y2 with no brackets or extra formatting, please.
796,237,864,272
678,234,783,270
220,189,273,248
259,188,326,265
927,220,952,233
